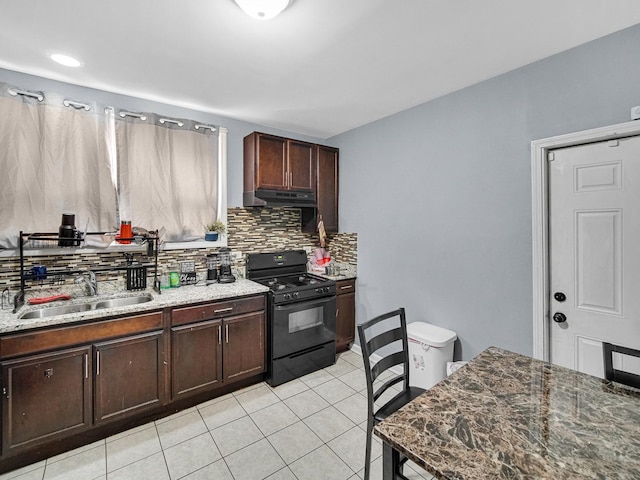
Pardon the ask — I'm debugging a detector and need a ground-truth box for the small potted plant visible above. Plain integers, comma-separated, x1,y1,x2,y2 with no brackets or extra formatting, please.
204,221,226,241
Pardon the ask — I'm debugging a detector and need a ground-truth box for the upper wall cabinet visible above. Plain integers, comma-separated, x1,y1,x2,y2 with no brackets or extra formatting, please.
302,145,339,234
244,132,340,234
243,133,316,207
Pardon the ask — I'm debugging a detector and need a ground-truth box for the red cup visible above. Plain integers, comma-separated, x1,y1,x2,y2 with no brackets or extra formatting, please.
117,221,132,244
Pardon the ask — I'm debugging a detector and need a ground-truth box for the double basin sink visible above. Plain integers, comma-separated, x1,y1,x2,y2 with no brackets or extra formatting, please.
19,294,154,320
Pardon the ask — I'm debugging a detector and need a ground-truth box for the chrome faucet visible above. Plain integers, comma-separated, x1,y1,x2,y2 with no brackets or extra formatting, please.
75,271,98,296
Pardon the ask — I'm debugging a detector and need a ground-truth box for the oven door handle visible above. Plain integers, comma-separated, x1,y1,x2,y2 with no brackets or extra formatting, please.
274,295,336,312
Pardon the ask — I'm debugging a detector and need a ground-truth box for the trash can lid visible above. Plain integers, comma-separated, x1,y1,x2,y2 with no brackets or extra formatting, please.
407,322,457,347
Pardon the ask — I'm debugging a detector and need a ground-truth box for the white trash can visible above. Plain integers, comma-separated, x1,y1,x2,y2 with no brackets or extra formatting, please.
407,322,457,389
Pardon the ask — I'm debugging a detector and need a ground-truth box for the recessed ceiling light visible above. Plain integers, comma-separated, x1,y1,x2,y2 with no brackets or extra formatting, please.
233,0,290,20
49,53,82,67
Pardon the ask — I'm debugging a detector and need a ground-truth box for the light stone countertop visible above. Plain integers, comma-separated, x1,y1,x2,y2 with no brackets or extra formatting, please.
313,262,357,281
0,279,269,335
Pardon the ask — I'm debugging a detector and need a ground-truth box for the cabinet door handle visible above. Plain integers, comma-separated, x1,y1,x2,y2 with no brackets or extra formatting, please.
96,351,100,376
289,171,292,187
214,307,233,314
218,325,222,345
340,285,353,290
84,353,89,379
225,324,229,344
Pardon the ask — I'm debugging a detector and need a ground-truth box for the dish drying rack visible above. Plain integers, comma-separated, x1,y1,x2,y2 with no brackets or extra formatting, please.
14,230,161,313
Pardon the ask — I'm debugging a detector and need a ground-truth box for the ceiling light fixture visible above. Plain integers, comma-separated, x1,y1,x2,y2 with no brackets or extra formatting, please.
49,53,82,67
233,0,290,20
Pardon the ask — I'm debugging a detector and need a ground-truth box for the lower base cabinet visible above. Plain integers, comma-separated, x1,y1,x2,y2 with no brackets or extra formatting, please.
171,319,223,398
335,279,356,353
0,293,266,471
224,311,265,382
94,331,164,424
170,297,266,399
1,346,92,454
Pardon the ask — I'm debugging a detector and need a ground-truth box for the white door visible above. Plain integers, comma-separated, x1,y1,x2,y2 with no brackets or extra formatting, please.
549,135,640,377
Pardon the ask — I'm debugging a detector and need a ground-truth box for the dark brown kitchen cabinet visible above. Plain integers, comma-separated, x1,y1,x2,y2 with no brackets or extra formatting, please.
249,133,287,191
223,311,266,382
0,295,266,472
244,132,316,197
316,145,339,232
1,346,92,454
287,139,315,191
171,319,223,399
94,331,164,424
335,279,356,353
170,295,266,400
301,145,339,234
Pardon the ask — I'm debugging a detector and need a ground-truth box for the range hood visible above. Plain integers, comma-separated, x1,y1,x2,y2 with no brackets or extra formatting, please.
243,189,316,208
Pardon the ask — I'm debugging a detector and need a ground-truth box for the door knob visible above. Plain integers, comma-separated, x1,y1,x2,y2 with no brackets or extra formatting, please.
554,292,566,302
553,312,567,323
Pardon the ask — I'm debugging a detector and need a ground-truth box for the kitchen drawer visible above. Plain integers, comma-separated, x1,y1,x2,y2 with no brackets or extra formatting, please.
171,295,265,326
336,279,356,294
0,311,163,360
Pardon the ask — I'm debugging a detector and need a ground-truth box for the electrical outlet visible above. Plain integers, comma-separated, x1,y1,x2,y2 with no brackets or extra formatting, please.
303,246,312,254
231,251,242,260
631,105,640,121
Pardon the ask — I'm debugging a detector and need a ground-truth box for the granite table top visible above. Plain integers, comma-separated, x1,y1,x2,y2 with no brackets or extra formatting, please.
374,346,640,480
0,279,269,334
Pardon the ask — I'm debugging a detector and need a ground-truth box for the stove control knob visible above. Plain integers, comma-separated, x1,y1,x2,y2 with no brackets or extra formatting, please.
293,292,299,298
324,287,330,293
284,293,291,300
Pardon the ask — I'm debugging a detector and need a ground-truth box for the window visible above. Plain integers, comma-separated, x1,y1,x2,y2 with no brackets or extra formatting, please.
0,84,116,248
113,109,225,244
0,82,226,250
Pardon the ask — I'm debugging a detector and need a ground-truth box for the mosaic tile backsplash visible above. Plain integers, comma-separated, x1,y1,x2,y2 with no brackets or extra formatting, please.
0,207,357,292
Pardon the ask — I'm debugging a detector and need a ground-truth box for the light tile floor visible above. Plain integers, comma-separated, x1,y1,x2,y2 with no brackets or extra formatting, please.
0,350,433,480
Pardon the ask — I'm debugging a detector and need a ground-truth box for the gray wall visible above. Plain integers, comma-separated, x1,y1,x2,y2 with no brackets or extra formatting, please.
0,68,323,208
330,24,640,360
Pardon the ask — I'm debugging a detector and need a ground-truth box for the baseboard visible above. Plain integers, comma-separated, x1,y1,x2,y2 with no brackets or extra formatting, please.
347,343,402,375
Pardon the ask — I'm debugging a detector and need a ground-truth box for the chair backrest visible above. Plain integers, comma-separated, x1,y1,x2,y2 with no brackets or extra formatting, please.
603,342,640,389
357,308,410,411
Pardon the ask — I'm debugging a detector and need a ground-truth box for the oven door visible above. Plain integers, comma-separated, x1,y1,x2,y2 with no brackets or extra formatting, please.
271,295,336,359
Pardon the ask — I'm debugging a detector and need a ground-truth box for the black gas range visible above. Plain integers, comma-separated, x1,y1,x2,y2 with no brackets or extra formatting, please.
246,250,336,386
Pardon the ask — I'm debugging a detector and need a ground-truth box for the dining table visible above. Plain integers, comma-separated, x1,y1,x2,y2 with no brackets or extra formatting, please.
374,346,640,480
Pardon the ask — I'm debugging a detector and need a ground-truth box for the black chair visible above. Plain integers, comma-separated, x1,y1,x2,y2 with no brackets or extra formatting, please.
357,308,426,480
603,342,640,389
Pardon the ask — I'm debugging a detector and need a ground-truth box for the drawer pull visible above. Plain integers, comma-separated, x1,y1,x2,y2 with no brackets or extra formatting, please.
225,324,229,343
340,285,353,290
85,353,89,379
214,307,233,314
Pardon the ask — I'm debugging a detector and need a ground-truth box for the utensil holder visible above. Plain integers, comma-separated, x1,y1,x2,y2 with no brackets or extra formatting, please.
126,266,147,291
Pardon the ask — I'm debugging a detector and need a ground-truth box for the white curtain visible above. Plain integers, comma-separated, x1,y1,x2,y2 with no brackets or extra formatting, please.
0,83,116,248
114,111,220,242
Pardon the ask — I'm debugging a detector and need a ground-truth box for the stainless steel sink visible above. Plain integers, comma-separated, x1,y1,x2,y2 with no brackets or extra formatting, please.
19,303,94,319
19,294,154,319
94,294,153,309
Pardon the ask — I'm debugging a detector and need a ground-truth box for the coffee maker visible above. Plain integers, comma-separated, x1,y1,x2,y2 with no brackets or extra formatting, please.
218,247,236,283
206,254,219,284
